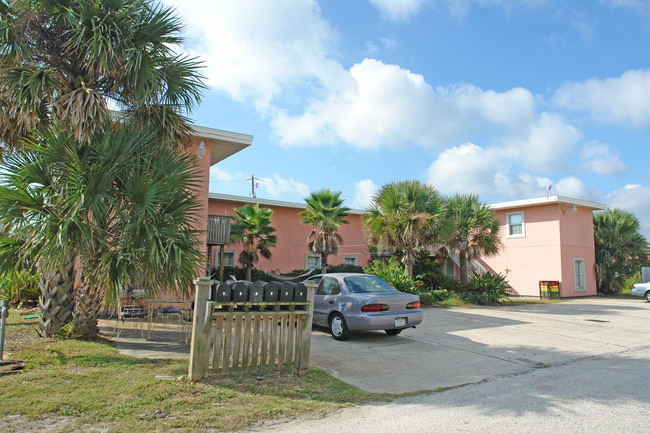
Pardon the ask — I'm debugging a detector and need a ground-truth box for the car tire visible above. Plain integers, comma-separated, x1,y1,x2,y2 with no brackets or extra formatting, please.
645,291,650,303
329,313,350,341
385,329,403,336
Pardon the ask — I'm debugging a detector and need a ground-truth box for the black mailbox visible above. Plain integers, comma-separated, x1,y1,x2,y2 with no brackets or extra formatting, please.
280,281,297,302
210,281,220,301
216,282,232,303
264,281,282,302
233,281,252,302
294,283,307,302
250,281,266,303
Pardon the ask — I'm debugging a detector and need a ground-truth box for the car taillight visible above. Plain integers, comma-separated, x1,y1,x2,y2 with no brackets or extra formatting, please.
361,304,389,312
406,301,420,309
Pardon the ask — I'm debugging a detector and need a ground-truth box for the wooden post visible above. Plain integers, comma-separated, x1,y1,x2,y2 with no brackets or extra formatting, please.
188,277,213,382
296,282,316,374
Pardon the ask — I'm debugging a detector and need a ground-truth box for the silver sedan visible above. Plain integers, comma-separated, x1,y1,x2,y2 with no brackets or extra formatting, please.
306,273,423,341
630,281,650,302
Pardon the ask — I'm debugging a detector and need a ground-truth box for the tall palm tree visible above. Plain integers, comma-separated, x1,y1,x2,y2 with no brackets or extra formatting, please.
0,0,204,336
299,189,350,273
230,204,277,281
362,180,450,277
593,208,649,294
0,122,203,337
0,0,204,153
443,194,501,285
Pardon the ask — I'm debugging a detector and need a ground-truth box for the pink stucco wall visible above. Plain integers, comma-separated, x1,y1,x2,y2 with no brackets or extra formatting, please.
190,137,210,275
207,197,371,274
484,203,597,297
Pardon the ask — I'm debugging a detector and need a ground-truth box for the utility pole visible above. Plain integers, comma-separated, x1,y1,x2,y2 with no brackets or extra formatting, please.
248,175,260,198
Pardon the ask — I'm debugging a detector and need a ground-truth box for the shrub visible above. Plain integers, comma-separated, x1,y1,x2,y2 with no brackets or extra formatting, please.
364,257,422,293
465,271,510,305
622,271,641,295
1,268,41,306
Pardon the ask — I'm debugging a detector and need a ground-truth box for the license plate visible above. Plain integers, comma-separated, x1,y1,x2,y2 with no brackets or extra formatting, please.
394,317,406,327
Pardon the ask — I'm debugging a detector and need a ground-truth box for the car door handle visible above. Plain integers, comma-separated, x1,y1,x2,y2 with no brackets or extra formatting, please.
328,300,335,304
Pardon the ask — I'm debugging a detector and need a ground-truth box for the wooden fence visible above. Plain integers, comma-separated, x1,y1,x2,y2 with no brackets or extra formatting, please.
188,278,316,382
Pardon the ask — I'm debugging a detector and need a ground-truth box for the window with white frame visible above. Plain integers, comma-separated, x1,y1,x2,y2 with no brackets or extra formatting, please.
574,257,586,292
214,250,236,268
506,211,525,238
306,254,322,270
343,256,358,266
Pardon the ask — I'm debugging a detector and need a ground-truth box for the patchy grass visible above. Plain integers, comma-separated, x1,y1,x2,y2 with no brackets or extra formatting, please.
0,310,387,432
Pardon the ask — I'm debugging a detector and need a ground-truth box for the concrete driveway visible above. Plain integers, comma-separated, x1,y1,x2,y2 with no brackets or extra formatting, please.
308,297,650,394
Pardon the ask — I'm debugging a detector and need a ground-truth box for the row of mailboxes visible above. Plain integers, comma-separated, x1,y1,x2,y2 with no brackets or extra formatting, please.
210,280,308,304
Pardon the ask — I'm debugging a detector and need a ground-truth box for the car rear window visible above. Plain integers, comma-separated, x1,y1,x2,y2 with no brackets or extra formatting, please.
344,276,398,293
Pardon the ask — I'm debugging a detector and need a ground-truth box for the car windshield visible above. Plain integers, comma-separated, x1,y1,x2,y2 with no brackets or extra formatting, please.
344,275,398,293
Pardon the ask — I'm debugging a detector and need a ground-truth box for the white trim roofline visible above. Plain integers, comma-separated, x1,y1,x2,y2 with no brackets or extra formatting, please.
489,195,606,211
208,192,366,215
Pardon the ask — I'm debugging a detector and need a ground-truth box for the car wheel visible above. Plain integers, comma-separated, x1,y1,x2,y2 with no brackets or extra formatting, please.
385,329,403,336
645,291,650,303
329,313,350,341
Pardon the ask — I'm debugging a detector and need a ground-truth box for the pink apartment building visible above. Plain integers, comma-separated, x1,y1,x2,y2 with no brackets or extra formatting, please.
483,196,606,297
193,125,606,298
206,193,372,273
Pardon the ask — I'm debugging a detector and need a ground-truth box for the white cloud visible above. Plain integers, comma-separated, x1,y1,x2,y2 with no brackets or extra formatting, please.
259,174,310,199
273,59,538,149
210,166,240,182
352,179,379,209
427,143,499,195
161,0,343,113
369,0,428,21
553,69,650,127
504,112,582,172
579,141,628,175
606,184,650,237
554,176,600,201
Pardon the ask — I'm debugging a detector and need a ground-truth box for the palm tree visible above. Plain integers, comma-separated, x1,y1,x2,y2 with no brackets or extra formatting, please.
593,209,649,294
0,122,203,337
230,204,277,281
299,189,350,273
0,0,204,153
362,180,450,277
0,0,204,336
442,194,501,286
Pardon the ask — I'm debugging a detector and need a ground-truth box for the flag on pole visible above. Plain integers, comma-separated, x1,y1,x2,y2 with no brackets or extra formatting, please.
547,184,553,198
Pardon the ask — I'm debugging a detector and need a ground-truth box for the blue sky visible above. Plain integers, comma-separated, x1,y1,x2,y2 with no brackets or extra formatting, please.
163,0,650,232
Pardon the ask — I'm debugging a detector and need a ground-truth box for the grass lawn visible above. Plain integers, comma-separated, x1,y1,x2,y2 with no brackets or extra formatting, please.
0,310,390,432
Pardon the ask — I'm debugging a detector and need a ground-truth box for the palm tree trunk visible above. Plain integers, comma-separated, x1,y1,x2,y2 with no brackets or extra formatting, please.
459,252,469,286
245,266,252,281
70,280,104,338
321,253,328,273
37,260,76,337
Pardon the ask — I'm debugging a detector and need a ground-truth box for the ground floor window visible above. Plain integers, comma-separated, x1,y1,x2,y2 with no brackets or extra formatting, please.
343,256,358,266
574,257,586,292
214,250,236,268
306,254,322,270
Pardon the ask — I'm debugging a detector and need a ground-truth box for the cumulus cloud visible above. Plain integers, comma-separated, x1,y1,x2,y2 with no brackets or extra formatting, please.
579,141,628,175
273,59,538,149
554,176,601,201
606,184,650,236
502,112,582,173
259,174,310,199
161,0,342,113
553,69,650,127
352,179,379,209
